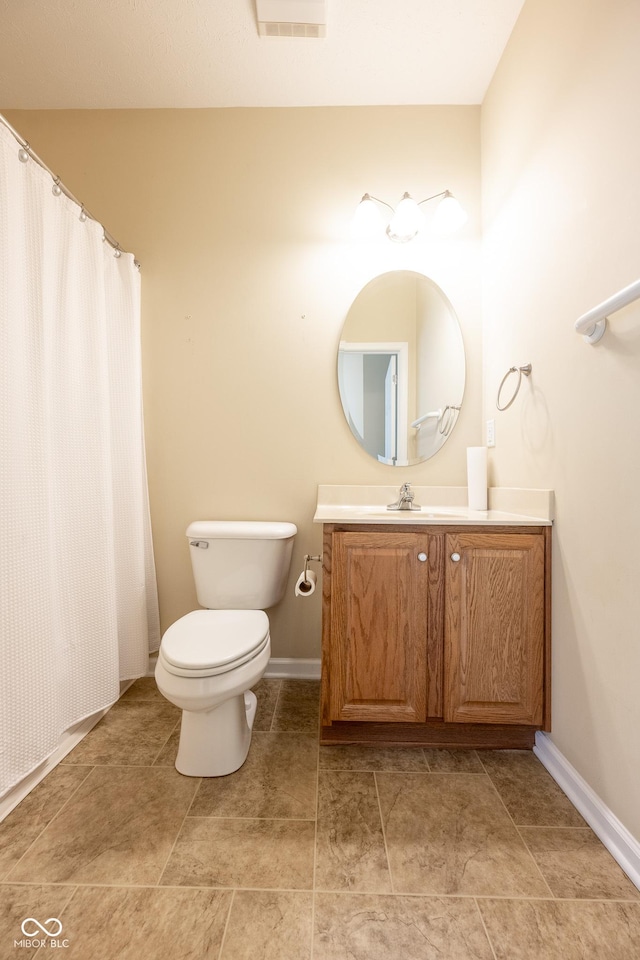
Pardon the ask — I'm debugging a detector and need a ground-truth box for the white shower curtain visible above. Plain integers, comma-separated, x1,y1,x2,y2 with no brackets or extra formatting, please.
0,121,160,798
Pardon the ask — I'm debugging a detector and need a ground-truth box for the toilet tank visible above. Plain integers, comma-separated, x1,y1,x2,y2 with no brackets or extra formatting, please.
186,520,297,610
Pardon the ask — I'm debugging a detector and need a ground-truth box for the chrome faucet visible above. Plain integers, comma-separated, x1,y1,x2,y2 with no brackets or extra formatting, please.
387,482,421,511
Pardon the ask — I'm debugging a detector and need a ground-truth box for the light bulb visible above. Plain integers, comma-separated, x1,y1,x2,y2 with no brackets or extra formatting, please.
386,193,425,243
432,192,467,234
351,194,383,239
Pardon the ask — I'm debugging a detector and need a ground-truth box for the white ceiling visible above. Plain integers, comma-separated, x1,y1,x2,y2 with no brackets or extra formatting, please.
0,0,525,109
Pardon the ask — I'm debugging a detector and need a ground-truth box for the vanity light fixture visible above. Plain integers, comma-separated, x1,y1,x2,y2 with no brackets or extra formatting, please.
352,190,467,243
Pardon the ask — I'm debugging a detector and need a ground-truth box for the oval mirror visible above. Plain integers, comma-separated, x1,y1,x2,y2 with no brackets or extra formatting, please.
337,271,465,466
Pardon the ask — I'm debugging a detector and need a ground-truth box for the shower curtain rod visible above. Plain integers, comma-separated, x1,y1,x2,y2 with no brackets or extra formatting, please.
0,111,138,266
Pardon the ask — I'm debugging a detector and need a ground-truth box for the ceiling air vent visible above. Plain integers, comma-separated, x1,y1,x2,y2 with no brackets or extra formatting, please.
256,0,327,38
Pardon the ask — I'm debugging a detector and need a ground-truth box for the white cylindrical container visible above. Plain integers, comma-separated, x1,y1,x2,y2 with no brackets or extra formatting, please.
294,569,317,597
467,446,488,511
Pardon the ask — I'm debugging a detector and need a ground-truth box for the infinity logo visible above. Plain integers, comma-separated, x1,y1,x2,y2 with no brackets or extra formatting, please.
21,917,63,938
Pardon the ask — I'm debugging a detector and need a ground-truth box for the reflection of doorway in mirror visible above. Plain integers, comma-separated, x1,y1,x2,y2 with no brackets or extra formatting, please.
383,354,397,462
338,342,409,464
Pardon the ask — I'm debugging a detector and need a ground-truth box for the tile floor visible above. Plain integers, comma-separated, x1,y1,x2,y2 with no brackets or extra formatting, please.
1,678,639,959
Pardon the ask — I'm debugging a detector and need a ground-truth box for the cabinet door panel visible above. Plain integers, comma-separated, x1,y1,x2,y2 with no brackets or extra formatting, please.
445,533,545,725
329,531,428,722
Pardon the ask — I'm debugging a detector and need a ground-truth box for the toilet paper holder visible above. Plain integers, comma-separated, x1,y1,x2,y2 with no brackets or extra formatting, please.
303,554,322,583
295,554,322,598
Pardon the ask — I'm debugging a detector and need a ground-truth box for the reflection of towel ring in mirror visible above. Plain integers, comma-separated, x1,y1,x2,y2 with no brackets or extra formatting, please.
496,364,532,411
439,407,454,435
438,404,460,435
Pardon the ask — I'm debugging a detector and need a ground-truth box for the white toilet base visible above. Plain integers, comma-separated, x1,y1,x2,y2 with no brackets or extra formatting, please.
155,621,271,778
175,689,258,777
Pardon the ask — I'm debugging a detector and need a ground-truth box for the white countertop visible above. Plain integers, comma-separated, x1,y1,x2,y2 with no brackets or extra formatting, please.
313,485,554,526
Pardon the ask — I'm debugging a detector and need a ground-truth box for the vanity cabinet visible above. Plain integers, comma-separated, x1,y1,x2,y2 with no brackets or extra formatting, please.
321,523,551,749
325,531,430,723
444,532,545,725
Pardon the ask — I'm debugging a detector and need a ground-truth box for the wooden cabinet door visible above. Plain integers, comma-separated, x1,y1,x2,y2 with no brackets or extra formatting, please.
328,531,430,722
445,532,545,725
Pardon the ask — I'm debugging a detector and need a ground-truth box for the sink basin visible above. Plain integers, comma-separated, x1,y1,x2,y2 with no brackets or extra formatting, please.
366,508,466,519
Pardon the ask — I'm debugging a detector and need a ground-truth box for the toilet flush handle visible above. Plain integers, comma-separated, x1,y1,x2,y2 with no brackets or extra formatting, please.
190,540,209,548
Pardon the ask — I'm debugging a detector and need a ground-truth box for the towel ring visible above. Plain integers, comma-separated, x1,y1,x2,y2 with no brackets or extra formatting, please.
438,404,460,436
496,364,532,411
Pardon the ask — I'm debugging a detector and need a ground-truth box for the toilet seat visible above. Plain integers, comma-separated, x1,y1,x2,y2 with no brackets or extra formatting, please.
159,609,270,678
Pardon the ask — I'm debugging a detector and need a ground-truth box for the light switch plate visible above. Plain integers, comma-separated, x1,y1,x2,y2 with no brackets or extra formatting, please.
486,419,496,447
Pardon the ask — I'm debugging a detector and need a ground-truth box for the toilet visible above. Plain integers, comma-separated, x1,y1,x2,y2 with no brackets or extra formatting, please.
155,520,297,777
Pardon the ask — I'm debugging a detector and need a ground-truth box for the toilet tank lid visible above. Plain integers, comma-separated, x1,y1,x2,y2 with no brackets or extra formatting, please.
186,520,297,540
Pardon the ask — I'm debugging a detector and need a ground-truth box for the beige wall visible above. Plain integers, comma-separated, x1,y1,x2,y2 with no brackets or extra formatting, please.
4,107,482,659
482,0,640,838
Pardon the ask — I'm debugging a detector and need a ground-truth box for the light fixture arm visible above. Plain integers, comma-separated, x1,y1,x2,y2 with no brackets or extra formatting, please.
360,192,395,213
416,189,450,208
359,189,451,213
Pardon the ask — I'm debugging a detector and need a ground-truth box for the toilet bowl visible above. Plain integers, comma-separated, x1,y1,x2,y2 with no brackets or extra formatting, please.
155,610,271,776
155,521,296,777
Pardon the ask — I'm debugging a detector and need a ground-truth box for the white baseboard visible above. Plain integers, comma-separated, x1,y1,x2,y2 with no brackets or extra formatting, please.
263,658,321,680
147,654,320,680
534,731,640,891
